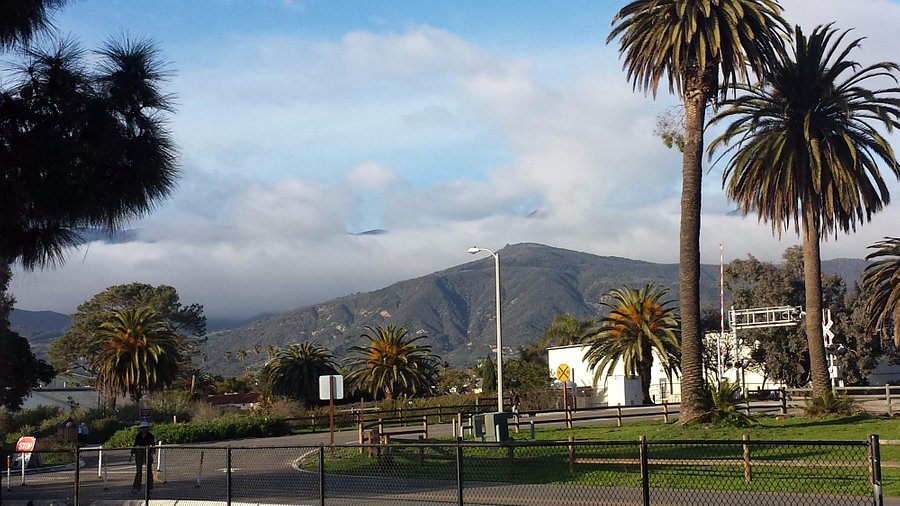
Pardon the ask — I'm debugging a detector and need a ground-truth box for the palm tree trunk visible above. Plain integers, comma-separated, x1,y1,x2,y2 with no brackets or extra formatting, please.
677,88,706,423
640,352,654,405
802,211,830,397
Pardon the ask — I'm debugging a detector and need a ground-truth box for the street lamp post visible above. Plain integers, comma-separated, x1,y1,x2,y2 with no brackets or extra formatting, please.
468,246,504,413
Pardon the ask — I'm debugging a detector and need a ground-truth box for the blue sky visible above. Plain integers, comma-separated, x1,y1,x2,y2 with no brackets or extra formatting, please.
10,0,900,318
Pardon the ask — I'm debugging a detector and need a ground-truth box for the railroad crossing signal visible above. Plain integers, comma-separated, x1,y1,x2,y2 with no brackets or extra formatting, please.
556,363,570,382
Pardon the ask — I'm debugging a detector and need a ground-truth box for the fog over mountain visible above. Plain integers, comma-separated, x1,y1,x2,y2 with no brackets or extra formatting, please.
14,243,866,373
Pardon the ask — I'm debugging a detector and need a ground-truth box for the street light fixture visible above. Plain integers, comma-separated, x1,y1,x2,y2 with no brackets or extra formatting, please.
468,246,504,413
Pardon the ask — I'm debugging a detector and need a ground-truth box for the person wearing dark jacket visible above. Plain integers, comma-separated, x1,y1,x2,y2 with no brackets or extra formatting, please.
129,421,155,493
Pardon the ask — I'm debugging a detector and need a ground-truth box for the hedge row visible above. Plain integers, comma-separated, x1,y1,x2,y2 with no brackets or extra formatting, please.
105,415,289,447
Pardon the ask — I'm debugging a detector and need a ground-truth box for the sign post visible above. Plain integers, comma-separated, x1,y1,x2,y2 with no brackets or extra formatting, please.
14,436,36,485
556,364,572,428
319,375,344,447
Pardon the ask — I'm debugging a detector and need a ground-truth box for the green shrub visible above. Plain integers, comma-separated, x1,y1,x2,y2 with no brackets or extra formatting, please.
12,405,62,433
143,390,195,422
803,391,856,417
87,416,125,445
693,379,755,427
104,414,289,447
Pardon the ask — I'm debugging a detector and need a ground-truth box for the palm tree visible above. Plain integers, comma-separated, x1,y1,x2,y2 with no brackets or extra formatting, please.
260,342,339,405
0,0,65,50
89,307,183,404
709,25,900,397
862,238,900,348
1,35,178,269
607,0,787,421
345,325,440,400
582,285,680,405
539,313,594,347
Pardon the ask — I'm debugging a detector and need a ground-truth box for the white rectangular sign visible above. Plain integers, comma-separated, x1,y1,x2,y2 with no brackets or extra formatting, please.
318,375,344,400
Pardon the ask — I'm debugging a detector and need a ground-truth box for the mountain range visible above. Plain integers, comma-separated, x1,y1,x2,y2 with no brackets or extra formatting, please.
13,243,867,375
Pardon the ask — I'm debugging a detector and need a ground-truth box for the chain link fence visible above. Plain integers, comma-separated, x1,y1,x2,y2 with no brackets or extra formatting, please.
1,436,884,505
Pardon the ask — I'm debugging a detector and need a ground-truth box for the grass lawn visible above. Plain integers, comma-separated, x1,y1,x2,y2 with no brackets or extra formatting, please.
306,414,900,496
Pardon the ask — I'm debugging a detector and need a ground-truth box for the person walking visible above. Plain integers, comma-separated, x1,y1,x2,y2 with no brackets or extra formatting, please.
77,422,89,446
129,421,155,493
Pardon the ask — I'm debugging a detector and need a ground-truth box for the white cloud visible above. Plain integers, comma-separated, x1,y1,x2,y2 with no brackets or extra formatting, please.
11,8,900,319
346,161,397,192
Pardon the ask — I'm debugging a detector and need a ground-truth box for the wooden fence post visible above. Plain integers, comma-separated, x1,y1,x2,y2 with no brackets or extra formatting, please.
457,412,463,438
568,436,575,475
616,405,622,427
742,434,752,483
662,402,669,424
422,416,428,439
780,388,787,415
887,385,892,415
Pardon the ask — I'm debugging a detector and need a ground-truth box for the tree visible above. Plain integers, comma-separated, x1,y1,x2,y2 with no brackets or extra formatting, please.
89,307,183,404
478,355,498,393
607,0,787,421
260,343,339,405
0,0,66,50
709,25,900,397
1,34,178,269
49,283,205,376
863,237,900,348
436,368,478,395
538,313,595,347
583,285,681,404
502,359,553,393
345,325,440,400
0,264,55,410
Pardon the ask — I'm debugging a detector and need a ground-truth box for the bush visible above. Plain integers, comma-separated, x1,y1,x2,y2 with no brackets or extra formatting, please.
803,391,856,417
143,390,195,422
692,379,755,427
104,414,289,447
11,405,62,434
190,401,223,422
87,416,126,445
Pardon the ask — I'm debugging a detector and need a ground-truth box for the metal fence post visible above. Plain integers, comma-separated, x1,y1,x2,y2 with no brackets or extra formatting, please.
639,436,650,506
74,446,80,506
871,434,884,506
455,439,464,506
226,447,232,506
318,444,326,506
144,446,151,504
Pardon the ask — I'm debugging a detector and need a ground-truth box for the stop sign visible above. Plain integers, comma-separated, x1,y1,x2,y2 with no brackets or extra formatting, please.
15,436,36,453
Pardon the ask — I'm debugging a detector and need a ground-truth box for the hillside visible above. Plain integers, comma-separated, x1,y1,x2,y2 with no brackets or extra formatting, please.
12,243,867,373
202,243,867,374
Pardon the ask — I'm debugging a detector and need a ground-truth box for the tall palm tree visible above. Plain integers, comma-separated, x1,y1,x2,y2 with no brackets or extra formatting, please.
1,36,178,269
345,325,440,400
607,0,787,421
583,285,681,405
0,0,65,50
261,342,339,405
863,237,900,348
539,313,595,347
89,307,183,404
709,25,900,397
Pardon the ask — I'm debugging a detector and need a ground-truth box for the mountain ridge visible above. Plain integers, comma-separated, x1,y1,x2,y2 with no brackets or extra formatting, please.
12,243,867,372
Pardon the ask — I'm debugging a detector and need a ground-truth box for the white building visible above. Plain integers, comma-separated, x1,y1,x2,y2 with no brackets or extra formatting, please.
547,339,783,406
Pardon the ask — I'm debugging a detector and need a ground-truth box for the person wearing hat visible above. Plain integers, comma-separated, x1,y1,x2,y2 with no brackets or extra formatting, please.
129,421,155,493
